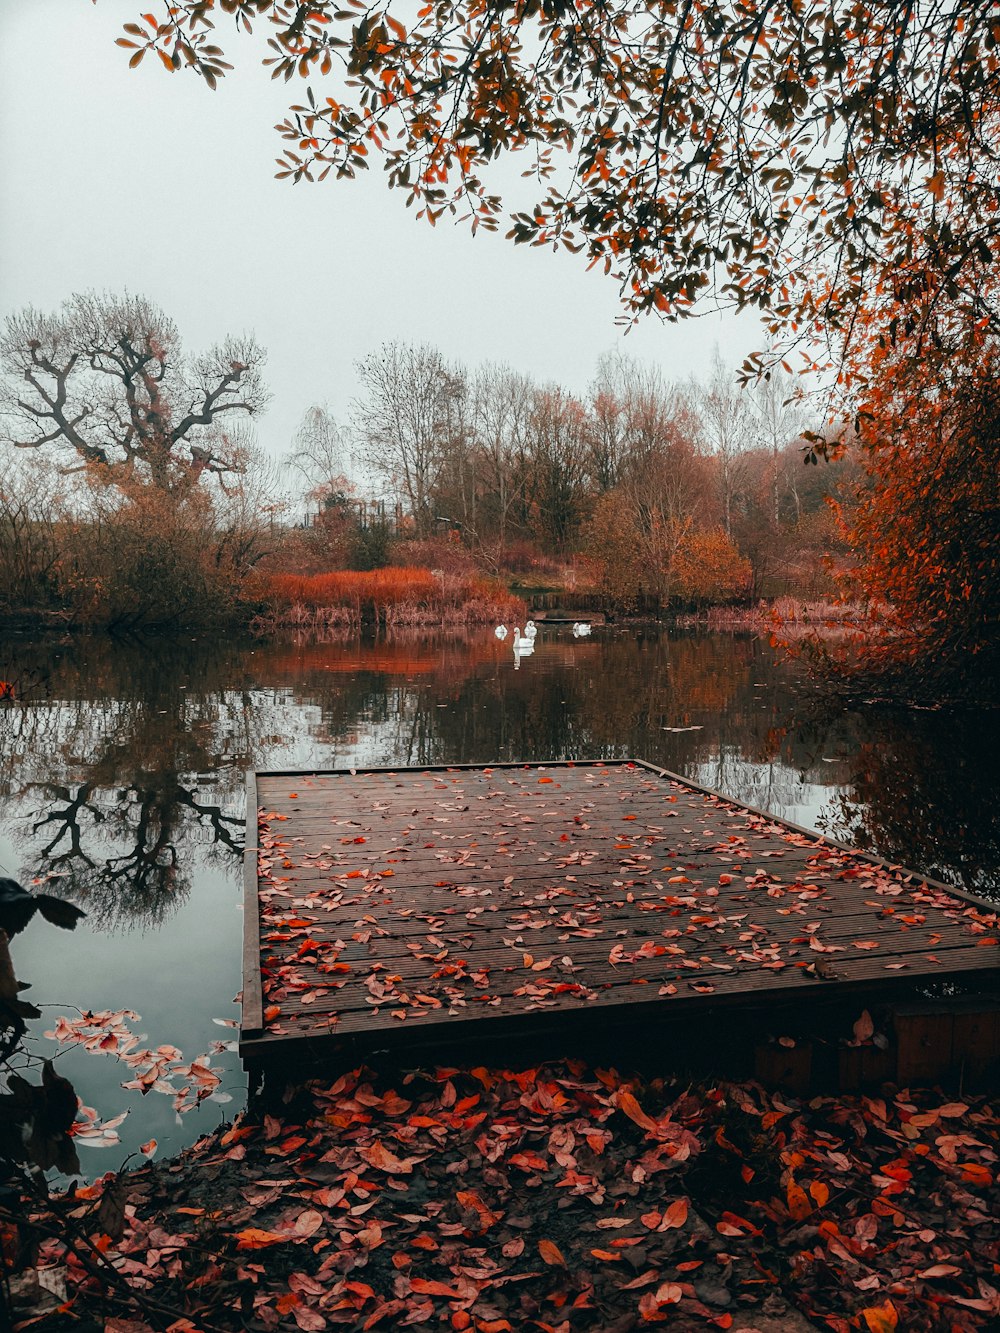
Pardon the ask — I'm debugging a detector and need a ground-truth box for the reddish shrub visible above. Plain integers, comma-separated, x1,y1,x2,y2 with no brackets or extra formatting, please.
255,566,524,626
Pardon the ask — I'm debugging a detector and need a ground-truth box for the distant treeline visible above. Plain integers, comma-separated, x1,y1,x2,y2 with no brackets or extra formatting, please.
0,293,855,630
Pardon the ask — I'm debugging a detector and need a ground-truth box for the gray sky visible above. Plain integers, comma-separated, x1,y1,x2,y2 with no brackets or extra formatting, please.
0,0,758,462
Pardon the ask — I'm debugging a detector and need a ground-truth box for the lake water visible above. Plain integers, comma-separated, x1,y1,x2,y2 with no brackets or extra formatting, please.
2,626,997,1169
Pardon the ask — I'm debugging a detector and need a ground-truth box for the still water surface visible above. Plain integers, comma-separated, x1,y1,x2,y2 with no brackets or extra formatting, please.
2,626,997,1167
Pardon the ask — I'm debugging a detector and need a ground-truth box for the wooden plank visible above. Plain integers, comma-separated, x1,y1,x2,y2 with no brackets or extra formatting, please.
242,769,264,1036
952,1000,1000,1084
269,933,1000,1021
632,758,998,913
754,1040,813,1094
241,947,1000,1060
894,1005,956,1085
259,896,965,957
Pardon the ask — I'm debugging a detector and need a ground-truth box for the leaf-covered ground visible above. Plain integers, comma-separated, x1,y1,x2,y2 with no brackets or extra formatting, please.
12,1061,1000,1332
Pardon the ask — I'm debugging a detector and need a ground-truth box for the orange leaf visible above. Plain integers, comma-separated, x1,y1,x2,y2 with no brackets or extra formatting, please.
538,1238,566,1266
660,1197,689,1229
358,1140,413,1174
235,1228,289,1250
410,1277,462,1297
959,1162,993,1185
456,1188,500,1231
786,1180,811,1221
616,1089,659,1133
808,1180,830,1208
861,1301,899,1333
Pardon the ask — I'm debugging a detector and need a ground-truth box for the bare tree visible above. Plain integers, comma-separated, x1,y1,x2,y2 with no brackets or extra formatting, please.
750,363,810,527
697,350,760,537
286,404,351,516
468,364,533,554
526,386,590,550
352,341,464,537
0,292,267,494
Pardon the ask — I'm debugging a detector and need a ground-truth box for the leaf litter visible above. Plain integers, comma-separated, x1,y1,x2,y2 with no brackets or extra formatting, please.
12,1061,1000,1331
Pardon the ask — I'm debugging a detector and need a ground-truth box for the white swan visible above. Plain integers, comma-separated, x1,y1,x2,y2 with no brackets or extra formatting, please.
524,620,538,639
494,624,508,640
512,626,534,651
572,621,592,637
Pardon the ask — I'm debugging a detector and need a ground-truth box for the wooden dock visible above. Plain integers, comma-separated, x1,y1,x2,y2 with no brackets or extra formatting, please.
241,760,1000,1078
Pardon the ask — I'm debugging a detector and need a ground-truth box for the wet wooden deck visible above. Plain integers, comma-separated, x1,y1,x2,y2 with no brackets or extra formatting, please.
240,760,1000,1066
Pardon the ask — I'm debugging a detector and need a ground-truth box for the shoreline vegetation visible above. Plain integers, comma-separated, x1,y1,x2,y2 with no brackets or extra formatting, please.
0,584,866,643
249,567,526,633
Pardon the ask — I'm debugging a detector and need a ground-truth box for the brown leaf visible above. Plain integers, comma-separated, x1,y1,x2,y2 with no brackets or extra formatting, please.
293,1307,326,1331
358,1140,413,1174
853,1009,874,1042
538,1238,566,1266
294,1209,324,1237
917,1263,962,1279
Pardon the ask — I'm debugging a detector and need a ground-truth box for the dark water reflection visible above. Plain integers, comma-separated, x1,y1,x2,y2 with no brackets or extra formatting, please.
1,627,997,1165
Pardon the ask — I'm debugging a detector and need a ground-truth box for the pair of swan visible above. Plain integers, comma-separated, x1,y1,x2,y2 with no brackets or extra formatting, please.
495,621,537,648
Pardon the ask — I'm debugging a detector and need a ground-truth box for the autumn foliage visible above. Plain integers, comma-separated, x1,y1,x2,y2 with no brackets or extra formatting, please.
11,1060,1000,1330
264,567,439,608
825,309,1000,695
256,566,524,627
119,4,1000,360
672,527,751,606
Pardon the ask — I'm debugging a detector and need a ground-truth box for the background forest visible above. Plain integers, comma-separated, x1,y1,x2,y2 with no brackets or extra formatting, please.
0,295,852,633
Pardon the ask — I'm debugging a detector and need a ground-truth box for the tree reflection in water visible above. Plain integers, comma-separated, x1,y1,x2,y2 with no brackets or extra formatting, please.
0,637,256,929
817,707,1000,899
0,628,995,940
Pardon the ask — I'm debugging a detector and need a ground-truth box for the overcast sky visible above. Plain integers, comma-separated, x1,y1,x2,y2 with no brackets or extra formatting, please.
0,0,758,462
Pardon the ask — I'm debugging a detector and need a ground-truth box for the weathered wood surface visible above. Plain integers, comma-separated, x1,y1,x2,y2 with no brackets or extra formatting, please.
240,760,1000,1063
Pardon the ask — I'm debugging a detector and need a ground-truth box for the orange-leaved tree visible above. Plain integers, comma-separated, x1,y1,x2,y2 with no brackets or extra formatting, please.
116,3,1000,364
827,302,1000,694
672,527,751,606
